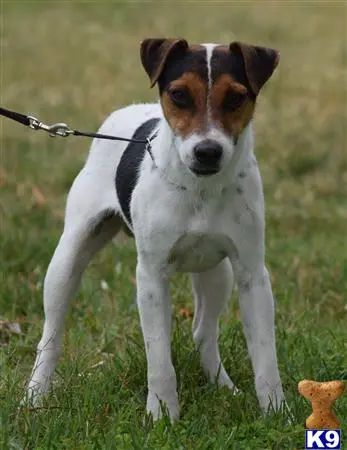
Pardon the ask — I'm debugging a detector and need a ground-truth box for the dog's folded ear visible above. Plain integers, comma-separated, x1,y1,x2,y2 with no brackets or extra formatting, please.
230,42,280,96
140,38,188,88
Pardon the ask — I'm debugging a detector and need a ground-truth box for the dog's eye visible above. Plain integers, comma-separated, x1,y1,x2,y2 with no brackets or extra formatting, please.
223,91,246,112
169,89,193,109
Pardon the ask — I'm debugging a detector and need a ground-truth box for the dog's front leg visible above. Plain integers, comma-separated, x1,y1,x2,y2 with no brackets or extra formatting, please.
235,264,285,413
136,259,179,421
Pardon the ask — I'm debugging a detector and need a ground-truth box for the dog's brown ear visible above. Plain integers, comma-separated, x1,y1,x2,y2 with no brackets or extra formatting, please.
230,42,280,96
140,38,188,88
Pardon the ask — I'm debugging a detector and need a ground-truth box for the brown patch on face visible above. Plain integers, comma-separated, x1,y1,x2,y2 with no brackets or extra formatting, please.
161,72,208,138
210,74,255,137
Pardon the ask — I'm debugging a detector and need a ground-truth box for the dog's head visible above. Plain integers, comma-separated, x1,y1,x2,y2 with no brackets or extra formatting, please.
140,38,279,177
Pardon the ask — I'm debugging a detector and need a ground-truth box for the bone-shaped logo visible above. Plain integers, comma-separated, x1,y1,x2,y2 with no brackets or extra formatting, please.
298,379,345,429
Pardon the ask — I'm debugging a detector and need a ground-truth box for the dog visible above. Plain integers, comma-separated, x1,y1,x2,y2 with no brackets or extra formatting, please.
26,38,285,421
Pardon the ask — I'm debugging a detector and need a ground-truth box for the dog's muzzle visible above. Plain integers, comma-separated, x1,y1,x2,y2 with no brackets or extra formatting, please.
191,139,223,176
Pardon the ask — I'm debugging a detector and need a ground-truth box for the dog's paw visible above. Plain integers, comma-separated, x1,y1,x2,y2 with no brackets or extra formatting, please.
146,390,180,423
212,366,240,395
223,382,241,396
20,387,44,409
217,371,239,393
259,392,289,418
282,401,295,425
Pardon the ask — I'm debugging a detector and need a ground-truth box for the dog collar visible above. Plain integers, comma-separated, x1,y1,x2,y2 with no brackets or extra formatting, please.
146,130,188,191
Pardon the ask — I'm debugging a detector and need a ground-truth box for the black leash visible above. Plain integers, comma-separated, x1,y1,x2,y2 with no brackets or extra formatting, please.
0,106,157,160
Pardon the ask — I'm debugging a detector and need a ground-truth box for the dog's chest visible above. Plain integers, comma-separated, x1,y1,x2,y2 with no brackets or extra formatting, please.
168,231,233,272
167,193,238,273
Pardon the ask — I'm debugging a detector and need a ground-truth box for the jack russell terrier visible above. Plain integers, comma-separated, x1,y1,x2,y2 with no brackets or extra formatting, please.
26,38,285,421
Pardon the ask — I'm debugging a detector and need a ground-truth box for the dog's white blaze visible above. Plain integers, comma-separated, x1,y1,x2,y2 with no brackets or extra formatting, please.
202,43,218,125
202,43,217,88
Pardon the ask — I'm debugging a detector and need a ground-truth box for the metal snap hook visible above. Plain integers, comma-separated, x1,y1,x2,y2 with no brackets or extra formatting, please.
46,123,73,137
27,116,73,137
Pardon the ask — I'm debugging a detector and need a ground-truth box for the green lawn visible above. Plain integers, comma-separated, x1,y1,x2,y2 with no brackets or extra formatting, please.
1,2,346,449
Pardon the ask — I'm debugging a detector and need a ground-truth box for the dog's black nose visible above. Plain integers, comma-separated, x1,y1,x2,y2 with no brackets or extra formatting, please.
194,140,223,166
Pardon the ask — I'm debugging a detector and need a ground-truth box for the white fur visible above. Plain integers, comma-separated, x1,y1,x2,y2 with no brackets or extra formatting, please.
202,43,217,124
26,100,285,421
202,43,217,89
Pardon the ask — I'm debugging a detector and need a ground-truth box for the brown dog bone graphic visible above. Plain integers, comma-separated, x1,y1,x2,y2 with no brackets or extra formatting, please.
298,379,345,429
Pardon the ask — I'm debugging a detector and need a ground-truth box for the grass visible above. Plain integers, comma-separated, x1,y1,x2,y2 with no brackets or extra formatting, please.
1,1,346,449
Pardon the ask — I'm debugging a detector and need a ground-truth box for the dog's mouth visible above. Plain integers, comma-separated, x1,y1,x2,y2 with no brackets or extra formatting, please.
189,164,221,177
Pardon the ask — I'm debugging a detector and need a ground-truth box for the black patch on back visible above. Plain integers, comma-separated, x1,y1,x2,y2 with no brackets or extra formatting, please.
115,118,160,231
210,46,255,100
157,47,208,94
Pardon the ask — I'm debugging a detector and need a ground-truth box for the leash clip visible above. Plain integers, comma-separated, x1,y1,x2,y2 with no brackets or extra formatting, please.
145,137,152,151
28,115,73,137
145,136,156,163
145,128,159,163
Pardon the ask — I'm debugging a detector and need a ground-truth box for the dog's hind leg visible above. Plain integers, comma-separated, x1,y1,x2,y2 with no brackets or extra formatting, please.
191,258,237,391
26,168,122,404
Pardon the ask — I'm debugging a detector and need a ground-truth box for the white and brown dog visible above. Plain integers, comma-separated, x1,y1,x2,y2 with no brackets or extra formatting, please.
26,38,285,420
